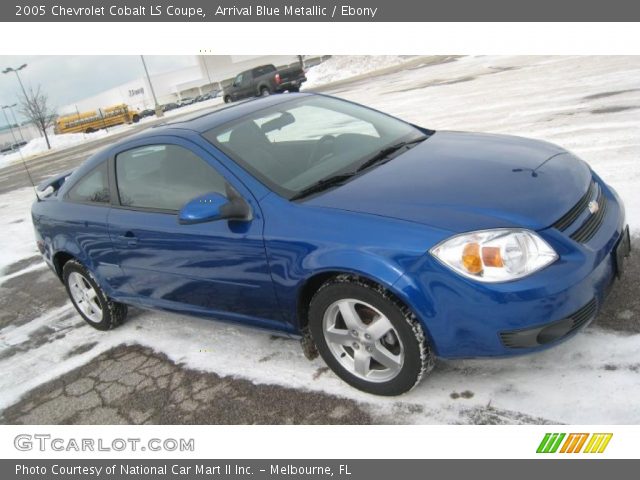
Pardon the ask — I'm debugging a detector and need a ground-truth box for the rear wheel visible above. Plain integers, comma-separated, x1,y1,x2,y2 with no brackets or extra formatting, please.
63,260,127,331
260,86,271,97
132,114,140,123
308,276,434,396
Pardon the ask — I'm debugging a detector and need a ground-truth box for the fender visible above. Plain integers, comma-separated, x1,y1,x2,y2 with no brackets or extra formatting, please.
256,82,270,95
273,246,408,329
49,232,121,298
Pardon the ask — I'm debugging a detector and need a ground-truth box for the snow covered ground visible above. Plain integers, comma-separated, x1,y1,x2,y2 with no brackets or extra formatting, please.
304,55,414,88
1,55,639,424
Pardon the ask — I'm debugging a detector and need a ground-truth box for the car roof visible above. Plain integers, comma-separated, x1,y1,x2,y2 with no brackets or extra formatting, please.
147,92,313,137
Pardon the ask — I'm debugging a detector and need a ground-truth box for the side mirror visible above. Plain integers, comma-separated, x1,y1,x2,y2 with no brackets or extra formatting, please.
178,189,252,225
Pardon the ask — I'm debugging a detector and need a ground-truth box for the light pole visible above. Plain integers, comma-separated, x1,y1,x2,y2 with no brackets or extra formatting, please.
2,105,21,152
2,64,29,100
2,102,35,194
4,103,24,142
140,56,163,118
201,56,213,91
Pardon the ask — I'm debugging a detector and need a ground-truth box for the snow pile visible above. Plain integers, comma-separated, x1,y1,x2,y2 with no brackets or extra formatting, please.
304,56,412,88
0,131,110,167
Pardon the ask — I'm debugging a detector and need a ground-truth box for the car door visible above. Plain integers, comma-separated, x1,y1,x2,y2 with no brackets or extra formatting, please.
106,136,283,328
234,71,253,99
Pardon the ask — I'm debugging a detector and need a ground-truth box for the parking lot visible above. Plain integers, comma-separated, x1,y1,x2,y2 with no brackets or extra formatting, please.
1,55,639,424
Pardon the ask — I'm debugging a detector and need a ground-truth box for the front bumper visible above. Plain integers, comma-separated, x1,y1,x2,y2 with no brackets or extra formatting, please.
393,180,628,358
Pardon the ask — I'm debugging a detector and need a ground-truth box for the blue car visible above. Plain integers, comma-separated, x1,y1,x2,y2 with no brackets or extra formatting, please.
32,93,630,395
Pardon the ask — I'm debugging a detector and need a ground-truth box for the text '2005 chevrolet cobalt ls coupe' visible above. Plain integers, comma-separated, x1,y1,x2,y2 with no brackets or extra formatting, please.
32,93,630,395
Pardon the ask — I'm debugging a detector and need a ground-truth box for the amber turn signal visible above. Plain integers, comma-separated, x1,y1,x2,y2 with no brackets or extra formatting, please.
462,243,483,274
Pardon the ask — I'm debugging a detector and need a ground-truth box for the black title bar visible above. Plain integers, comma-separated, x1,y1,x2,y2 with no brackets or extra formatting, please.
4,459,640,480
7,0,640,21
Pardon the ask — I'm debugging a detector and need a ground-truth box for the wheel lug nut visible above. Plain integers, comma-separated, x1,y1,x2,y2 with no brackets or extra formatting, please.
351,330,358,336
364,333,371,340
352,342,360,349
366,346,373,352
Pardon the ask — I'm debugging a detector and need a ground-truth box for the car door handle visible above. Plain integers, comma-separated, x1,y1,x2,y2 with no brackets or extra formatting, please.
119,231,138,247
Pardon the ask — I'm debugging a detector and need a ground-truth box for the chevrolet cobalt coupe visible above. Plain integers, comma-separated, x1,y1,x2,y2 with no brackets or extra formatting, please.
32,94,630,395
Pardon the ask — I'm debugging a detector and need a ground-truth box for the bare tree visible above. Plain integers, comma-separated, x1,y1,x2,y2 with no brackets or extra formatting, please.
20,85,56,150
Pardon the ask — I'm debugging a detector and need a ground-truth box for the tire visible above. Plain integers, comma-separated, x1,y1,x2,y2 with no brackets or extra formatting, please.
308,275,434,396
224,95,232,104
63,260,127,331
260,87,271,97
85,127,96,134
132,114,140,123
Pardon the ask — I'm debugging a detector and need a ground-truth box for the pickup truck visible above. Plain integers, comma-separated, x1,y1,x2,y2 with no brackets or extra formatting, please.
223,64,307,103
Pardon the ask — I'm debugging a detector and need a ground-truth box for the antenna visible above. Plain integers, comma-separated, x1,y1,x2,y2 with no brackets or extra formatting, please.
1,104,37,199
18,146,38,199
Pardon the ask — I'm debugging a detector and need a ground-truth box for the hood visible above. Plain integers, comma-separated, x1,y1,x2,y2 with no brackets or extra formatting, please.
306,131,592,232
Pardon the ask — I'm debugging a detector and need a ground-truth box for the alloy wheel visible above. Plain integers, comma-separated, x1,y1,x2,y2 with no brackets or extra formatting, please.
322,298,404,382
68,271,103,323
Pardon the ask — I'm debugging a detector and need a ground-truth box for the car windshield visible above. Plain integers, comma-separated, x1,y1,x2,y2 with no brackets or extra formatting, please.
203,96,427,199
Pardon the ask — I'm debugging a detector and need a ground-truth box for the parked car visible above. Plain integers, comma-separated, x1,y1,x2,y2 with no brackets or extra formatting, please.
1,140,27,153
162,102,180,112
223,64,306,103
138,108,155,119
179,97,195,107
32,93,630,395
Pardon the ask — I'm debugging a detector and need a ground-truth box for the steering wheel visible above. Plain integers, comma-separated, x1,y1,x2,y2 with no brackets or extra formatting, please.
307,135,336,168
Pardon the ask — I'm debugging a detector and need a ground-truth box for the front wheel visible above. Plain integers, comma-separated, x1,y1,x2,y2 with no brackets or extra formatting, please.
224,95,232,104
308,276,434,396
63,260,128,331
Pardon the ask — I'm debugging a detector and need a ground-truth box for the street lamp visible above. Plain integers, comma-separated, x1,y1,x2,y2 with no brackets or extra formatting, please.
140,56,163,118
2,105,21,153
201,56,213,91
2,63,29,100
2,103,24,142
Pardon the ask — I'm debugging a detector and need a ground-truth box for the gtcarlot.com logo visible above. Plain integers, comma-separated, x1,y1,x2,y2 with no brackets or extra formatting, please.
536,433,613,454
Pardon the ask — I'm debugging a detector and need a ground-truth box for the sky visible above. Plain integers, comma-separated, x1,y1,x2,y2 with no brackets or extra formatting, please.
0,55,197,120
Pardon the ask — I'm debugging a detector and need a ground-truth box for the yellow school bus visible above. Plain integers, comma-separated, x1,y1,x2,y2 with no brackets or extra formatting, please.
54,104,140,134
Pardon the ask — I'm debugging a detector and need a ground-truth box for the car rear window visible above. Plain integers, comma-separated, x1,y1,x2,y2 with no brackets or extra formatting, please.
253,65,276,76
66,161,110,204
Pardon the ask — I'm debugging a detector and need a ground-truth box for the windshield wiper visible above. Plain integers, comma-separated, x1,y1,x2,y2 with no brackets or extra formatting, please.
290,136,428,201
289,172,357,201
356,136,427,173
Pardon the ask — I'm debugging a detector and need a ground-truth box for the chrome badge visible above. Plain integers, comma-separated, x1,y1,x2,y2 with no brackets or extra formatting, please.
588,200,600,214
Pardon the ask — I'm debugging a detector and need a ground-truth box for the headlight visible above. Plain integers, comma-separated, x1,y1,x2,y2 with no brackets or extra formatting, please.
430,229,558,282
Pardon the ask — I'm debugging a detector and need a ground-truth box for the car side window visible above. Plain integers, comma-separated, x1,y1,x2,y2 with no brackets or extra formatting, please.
67,161,110,204
253,65,274,76
234,73,243,86
115,144,227,211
